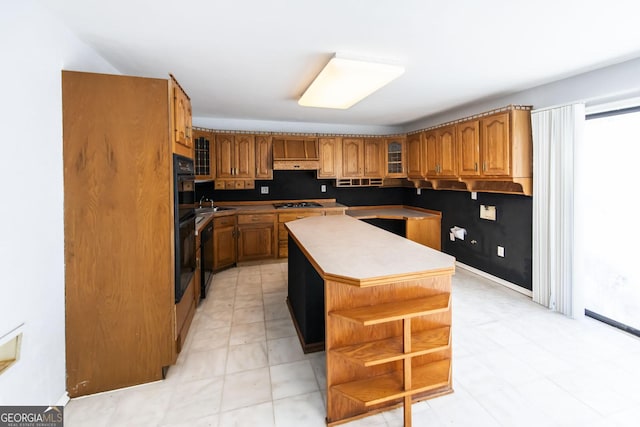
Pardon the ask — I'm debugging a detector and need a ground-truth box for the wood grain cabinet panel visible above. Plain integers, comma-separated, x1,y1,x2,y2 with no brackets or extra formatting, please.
214,133,256,189
363,138,384,178
235,134,255,178
342,137,384,179
342,138,363,177
456,120,481,177
455,109,533,194
406,133,424,179
278,210,325,258
170,75,193,158
481,112,510,176
318,137,341,178
255,135,273,179
213,216,237,271
237,213,276,261
63,71,177,397
425,126,457,179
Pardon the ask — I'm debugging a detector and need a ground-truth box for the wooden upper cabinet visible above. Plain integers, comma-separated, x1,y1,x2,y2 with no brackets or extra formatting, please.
406,133,424,179
457,120,481,178
385,137,406,178
425,126,457,179
457,110,532,182
234,134,255,178
438,126,457,178
363,138,384,178
342,137,384,178
193,129,215,180
318,137,341,178
424,130,438,177
481,112,510,176
342,138,363,177
170,76,193,158
215,134,255,179
215,134,235,178
255,135,273,179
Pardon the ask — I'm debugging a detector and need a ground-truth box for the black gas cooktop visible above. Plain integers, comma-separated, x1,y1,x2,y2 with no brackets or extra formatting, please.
273,201,323,209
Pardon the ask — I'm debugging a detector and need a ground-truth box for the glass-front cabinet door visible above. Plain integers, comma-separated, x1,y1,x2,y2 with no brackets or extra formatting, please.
385,137,406,178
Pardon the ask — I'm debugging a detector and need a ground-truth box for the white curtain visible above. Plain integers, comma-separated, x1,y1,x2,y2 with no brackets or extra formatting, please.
531,104,584,317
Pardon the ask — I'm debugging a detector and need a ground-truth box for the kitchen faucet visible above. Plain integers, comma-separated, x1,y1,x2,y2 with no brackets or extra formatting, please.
199,195,214,208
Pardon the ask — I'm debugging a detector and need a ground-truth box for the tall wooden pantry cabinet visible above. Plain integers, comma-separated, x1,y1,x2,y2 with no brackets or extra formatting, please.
62,71,182,397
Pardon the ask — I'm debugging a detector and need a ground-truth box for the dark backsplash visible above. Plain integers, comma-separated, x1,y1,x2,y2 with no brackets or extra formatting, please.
405,190,532,289
196,170,404,206
197,171,532,290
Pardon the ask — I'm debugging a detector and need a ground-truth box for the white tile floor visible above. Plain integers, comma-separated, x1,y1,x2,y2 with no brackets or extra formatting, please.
65,261,640,427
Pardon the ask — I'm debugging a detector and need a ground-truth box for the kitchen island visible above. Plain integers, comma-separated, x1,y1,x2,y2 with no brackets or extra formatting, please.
285,215,455,427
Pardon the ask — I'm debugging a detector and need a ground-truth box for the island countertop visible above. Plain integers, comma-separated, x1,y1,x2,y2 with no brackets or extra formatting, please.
285,214,455,287
347,205,441,220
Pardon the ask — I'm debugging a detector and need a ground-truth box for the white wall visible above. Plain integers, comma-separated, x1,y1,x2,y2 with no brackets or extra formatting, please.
404,57,640,131
0,0,118,405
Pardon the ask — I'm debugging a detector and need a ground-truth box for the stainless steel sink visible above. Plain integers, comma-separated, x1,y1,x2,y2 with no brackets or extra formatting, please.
196,206,236,214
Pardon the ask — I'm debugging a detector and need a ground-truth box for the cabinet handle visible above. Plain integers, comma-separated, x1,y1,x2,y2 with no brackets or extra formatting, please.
483,162,487,171
474,162,478,171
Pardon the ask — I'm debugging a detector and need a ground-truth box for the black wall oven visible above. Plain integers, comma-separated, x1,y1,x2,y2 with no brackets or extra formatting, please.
174,154,196,303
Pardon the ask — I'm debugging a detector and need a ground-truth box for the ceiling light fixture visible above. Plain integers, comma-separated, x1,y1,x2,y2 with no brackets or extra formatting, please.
298,54,405,109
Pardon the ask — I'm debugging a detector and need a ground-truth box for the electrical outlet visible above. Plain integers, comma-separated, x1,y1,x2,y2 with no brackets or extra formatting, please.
480,205,496,221
471,192,477,200
417,188,421,195
321,184,326,193
497,246,505,257
260,186,269,194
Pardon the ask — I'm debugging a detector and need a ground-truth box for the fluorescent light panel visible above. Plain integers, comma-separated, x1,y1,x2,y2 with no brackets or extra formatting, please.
298,55,405,109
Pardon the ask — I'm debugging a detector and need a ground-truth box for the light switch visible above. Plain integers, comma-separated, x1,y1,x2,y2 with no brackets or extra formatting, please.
480,205,496,221
321,184,327,193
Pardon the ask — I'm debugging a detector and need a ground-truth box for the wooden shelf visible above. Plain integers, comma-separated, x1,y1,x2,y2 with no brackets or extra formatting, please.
329,293,450,326
332,359,451,407
333,326,450,366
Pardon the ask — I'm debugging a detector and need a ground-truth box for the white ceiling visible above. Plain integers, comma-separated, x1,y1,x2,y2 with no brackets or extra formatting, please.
44,0,640,127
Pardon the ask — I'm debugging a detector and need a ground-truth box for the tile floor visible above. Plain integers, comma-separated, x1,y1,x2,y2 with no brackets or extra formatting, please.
65,261,640,426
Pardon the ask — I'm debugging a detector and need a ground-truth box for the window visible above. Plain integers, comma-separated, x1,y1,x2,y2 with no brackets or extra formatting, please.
576,106,640,336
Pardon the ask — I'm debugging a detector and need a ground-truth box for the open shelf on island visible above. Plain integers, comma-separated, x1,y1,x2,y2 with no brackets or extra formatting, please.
333,326,450,366
332,359,451,407
329,293,450,326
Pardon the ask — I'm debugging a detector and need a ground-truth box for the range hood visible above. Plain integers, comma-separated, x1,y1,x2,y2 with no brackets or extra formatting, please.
272,137,320,170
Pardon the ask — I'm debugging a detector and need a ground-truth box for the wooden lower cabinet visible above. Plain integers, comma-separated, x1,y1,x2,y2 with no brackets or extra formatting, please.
237,213,276,261
406,216,441,251
213,215,237,271
277,210,325,258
